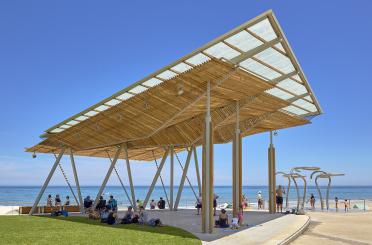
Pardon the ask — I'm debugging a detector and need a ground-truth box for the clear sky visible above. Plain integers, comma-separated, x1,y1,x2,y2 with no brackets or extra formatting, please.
0,0,371,186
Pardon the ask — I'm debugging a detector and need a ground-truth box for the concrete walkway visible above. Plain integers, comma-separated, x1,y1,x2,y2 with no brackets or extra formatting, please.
124,209,309,244
292,211,372,245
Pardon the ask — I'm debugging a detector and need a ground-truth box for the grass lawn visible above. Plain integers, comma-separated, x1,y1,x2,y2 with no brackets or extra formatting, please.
0,215,201,245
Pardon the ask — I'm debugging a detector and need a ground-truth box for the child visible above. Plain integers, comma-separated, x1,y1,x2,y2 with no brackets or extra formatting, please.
231,217,239,229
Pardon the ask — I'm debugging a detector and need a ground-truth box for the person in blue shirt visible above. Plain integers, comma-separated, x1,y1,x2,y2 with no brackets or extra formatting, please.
108,195,117,212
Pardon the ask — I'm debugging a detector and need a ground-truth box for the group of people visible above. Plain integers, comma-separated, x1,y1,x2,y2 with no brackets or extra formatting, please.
195,193,219,215
46,194,70,207
214,205,245,229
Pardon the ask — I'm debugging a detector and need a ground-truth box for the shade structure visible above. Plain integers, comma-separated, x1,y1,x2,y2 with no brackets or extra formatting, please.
26,10,321,161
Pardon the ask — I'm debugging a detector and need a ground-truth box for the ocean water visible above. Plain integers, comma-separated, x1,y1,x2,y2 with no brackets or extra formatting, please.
1,186,371,207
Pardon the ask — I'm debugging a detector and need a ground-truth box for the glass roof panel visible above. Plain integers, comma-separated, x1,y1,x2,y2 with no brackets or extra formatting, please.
274,43,286,53
60,124,72,129
75,115,89,121
204,42,241,59
293,99,317,112
240,58,281,80
105,99,121,106
116,92,134,101
277,78,307,95
282,105,308,115
129,85,148,94
265,87,294,100
248,18,277,42
304,95,313,102
95,105,109,112
66,120,79,126
84,110,99,117
142,78,163,87
156,70,178,80
185,53,211,66
225,30,263,52
171,62,192,73
292,74,302,83
50,128,65,133
254,47,295,74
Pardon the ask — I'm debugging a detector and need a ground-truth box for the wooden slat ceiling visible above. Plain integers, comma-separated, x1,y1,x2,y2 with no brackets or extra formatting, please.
27,59,309,161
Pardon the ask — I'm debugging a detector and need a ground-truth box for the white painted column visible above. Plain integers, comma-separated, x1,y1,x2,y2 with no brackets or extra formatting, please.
143,148,169,208
174,148,193,210
124,144,137,210
29,148,65,215
93,145,122,209
70,150,84,213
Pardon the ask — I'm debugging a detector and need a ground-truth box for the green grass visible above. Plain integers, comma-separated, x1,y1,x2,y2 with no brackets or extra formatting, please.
0,215,201,245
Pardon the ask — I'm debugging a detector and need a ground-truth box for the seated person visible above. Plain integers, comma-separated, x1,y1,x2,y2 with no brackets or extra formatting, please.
96,196,106,210
64,195,70,206
84,196,93,209
131,213,139,223
107,210,117,225
121,206,134,224
157,197,165,210
47,194,53,206
138,206,148,225
148,218,162,227
100,207,109,223
150,199,156,210
136,199,143,208
108,195,117,212
55,194,61,206
215,209,229,228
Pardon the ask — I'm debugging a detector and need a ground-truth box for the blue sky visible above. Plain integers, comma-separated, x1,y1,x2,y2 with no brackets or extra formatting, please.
0,0,371,186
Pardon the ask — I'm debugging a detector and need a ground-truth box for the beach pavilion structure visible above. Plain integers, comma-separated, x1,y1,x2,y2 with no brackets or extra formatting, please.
26,10,321,233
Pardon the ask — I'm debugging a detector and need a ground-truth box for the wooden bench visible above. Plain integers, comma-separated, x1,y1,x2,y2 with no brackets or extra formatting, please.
19,205,81,214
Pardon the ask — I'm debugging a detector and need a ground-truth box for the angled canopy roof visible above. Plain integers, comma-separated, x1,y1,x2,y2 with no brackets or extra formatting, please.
27,10,321,161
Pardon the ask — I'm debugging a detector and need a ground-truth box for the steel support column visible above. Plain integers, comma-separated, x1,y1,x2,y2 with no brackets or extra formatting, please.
93,145,122,209
268,131,276,214
193,146,202,196
174,148,193,210
143,148,170,208
170,145,174,211
202,81,214,233
29,148,65,215
232,101,242,217
70,150,84,213
124,144,137,210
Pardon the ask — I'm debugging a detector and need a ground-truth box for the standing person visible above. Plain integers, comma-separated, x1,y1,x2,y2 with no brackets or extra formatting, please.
196,194,202,215
47,194,53,206
150,199,156,210
238,205,244,226
256,191,263,210
55,194,61,206
108,195,117,212
64,196,70,206
310,194,316,209
213,193,219,216
157,197,165,210
335,197,339,211
344,199,348,212
276,185,283,213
